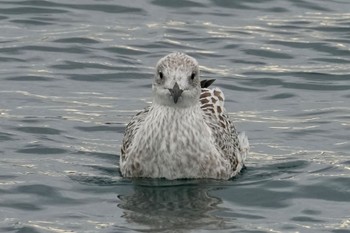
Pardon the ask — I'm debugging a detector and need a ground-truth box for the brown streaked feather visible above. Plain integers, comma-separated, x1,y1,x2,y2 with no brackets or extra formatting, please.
121,106,151,162
199,87,240,171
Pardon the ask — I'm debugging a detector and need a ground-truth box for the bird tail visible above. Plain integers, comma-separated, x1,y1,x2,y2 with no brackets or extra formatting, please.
238,132,249,163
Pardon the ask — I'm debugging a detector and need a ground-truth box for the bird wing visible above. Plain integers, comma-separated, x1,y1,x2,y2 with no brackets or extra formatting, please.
120,106,150,162
199,87,241,171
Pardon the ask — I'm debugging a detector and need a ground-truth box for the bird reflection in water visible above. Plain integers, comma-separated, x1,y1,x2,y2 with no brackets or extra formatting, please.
117,180,230,231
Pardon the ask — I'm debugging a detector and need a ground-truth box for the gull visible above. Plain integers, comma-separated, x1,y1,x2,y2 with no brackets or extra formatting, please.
120,52,249,180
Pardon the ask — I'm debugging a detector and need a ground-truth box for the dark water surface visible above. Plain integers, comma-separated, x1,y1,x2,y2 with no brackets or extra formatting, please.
1,0,350,232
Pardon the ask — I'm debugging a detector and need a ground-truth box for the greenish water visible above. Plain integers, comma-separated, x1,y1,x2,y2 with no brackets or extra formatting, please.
0,0,349,232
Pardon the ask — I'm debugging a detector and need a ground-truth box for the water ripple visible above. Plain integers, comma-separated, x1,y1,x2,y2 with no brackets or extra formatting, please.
1,0,350,232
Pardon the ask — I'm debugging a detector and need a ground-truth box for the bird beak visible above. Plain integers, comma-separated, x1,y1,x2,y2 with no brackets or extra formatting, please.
168,82,183,104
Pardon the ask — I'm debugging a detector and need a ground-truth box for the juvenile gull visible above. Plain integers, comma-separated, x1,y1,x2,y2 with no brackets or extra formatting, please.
120,52,249,180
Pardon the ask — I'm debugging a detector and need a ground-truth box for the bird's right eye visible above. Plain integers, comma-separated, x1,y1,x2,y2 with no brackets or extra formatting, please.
159,71,164,79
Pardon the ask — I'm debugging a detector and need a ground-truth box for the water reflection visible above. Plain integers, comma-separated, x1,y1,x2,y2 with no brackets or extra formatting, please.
118,180,228,231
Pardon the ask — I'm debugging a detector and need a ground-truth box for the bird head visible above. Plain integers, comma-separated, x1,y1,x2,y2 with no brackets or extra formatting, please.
152,52,201,108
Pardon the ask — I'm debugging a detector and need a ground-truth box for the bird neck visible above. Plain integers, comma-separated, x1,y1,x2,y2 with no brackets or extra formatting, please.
141,103,207,141
151,102,202,120
152,92,201,109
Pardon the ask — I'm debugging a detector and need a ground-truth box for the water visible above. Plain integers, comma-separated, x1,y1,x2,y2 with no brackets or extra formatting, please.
0,0,349,232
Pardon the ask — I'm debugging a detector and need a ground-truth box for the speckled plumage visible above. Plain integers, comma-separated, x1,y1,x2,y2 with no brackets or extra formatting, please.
120,52,249,180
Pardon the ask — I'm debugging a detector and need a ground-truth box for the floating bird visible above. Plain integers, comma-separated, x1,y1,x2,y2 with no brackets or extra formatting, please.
120,52,249,179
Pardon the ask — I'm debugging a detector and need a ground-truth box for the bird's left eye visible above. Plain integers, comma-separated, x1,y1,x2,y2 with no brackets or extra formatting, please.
190,72,196,80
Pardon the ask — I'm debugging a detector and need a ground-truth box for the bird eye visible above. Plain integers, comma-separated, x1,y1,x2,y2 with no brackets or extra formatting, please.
190,72,196,80
159,71,164,79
